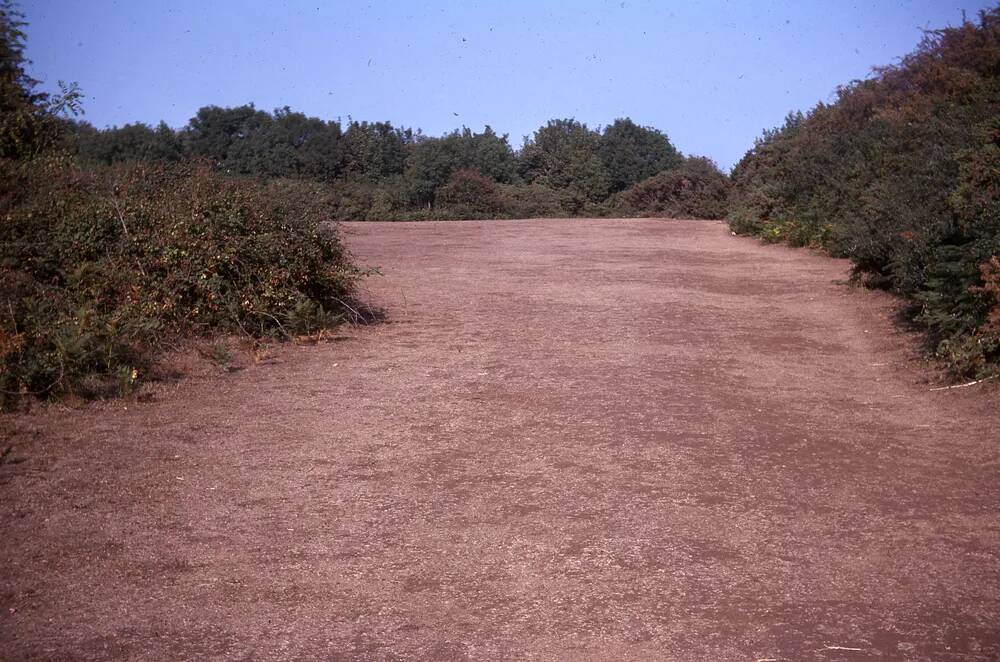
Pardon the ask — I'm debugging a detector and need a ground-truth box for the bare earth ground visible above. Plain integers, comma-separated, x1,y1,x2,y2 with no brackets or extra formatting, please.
2,218,999,661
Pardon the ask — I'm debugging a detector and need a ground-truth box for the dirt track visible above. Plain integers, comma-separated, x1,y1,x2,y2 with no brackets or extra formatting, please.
2,218,999,661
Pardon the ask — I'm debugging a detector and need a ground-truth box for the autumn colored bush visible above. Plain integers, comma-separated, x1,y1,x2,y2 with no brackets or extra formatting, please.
436,168,502,217
612,156,730,219
976,257,1000,340
727,8,1000,377
0,157,363,405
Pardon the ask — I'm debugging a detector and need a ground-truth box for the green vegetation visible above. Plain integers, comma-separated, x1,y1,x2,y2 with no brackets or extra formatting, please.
0,1,362,407
611,156,730,220
728,9,1000,377
71,108,723,221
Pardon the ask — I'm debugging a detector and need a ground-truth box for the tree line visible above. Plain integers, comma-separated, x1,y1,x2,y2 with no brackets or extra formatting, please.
69,110,729,220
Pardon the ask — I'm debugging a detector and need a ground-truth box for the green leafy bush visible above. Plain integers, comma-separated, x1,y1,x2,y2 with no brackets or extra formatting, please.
0,157,362,405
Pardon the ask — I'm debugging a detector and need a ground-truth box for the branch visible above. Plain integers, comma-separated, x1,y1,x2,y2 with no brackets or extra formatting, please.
110,195,148,278
929,375,997,391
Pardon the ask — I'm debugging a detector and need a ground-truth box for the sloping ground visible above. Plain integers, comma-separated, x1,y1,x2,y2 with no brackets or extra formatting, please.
1,218,998,661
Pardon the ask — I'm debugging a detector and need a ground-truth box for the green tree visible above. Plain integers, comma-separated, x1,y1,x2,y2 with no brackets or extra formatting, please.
340,120,411,182
402,127,517,208
270,108,343,180
519,119,610,203
184,104,271,166
452,125,518,183
404,134,460,208
599,118,682,193
75,121,184,164
0,1,79,158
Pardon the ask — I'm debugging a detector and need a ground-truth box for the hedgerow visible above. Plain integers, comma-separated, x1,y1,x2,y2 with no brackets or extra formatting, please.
728,8,1000,377
0,157,363,406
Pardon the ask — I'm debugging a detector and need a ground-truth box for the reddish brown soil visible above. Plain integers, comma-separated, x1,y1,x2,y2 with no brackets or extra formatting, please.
2,218,999,661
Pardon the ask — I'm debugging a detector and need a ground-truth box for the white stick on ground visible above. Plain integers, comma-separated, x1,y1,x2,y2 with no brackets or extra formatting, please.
929,375,998,391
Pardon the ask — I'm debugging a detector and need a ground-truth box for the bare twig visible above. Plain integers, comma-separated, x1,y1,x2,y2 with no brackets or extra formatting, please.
231,313,256,341
816,645,863,652
110,196,131,239
110,195,147,278
929,375,998,391
7,301,17,332
331,297,366,324
247,309,292,340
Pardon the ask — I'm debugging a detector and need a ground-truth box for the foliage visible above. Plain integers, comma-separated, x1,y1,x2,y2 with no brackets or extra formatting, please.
975,256,1000,341
67,100,697,220
727,8,1000,376
599,118,683,194
495,183,572,218
437,168,502,217
517,118,685,208
612,156,730,219
404,127,518,208
519,119,610,203
0,158,362,405
0,0,80,158
340,120,411,182
75,120,184,164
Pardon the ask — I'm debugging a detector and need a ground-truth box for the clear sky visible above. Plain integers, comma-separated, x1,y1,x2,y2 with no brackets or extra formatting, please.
19,0,996,170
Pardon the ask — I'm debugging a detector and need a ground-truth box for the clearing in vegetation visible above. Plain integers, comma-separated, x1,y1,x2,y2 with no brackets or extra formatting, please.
3,219,998,660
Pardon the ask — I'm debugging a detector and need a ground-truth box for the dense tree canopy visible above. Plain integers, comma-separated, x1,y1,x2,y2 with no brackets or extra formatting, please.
599,118,683,194
69,107,708,217
519,119,610,203
75,120,183,164
340,120,411,182
404,127,518,207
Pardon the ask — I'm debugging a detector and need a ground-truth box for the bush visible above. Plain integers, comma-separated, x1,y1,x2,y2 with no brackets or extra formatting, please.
727,9,1000,377
0,157,362,405
494,183,572,218
612,156,730,219
436,168,502,217
365,176,413,221
975,257,1000,342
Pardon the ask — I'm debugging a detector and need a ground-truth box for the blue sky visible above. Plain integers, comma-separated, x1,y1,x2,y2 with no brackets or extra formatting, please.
20,0,996,170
